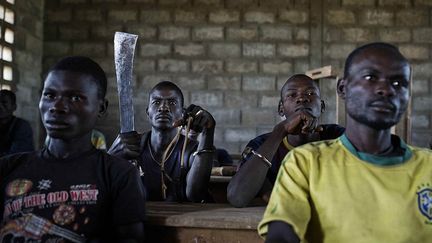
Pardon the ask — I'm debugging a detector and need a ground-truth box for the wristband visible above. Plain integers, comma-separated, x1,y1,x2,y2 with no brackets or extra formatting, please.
192,149,215,156
245,147,272,167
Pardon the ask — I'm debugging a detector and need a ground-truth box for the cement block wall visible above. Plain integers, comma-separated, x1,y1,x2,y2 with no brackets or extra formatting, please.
35,0,432,153
14,0,44,147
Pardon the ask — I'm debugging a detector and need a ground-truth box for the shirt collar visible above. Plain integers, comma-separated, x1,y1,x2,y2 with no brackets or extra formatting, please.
283,137,295,150
340,133,412,166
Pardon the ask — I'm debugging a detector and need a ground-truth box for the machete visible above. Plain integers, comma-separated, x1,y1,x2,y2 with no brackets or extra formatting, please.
114,32,143,176
114,31,138,133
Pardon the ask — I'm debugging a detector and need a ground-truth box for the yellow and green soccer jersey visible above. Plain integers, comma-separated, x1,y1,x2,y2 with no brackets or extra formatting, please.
258,134,432,243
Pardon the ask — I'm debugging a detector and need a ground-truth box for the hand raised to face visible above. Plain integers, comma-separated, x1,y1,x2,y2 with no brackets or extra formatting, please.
278,109,323,135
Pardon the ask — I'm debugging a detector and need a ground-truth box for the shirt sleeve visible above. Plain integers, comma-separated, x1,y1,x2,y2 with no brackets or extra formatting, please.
9,119,34,155
257,149,311,240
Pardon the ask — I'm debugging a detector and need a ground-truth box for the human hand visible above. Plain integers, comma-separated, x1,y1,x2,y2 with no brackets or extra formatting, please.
108,131,142,160
173,104,216,133
280,110,323,135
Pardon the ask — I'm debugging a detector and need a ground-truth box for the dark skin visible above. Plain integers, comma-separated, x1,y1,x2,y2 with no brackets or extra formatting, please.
227,75,325,208
40,70,144,243
109,86,216,202
266,46,411,242
338,47,410,155
40,71,105,158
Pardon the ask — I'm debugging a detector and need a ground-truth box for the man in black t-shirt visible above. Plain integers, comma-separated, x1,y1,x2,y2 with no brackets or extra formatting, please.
227,74,345,208
109,81,215,202
0,56,146,242
0,90,34,157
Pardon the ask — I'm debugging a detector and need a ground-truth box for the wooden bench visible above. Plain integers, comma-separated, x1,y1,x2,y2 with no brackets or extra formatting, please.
146,202,265,243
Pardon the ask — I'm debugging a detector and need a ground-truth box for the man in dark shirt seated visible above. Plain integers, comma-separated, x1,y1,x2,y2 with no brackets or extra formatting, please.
0,90,34,157
0,56,146,242
109,81,216,202
227,74,344,207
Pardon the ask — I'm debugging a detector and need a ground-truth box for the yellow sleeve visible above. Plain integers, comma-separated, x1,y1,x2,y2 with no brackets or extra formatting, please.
91,130,107,150
257,149,311,240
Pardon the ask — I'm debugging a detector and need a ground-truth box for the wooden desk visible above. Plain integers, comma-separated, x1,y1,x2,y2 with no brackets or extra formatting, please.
146,202,265,243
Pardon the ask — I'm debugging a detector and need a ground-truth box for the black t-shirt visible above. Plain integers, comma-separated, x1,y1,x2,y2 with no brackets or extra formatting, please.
0,116,34,157
140,132,197,202
0,148,146,242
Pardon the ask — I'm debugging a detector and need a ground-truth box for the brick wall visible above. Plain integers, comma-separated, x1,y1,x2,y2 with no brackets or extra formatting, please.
15,0,44,147
322,0,432,148
42,0,432,153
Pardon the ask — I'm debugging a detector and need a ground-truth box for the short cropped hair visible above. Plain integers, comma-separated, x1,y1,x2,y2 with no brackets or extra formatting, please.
0,89,16,105
48,56,107,99
280,74,318,100
149,81,184,107
343,42,408,78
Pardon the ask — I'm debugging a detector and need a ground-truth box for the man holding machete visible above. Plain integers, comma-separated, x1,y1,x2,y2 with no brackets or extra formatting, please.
109,81,216,202
109,32,215,202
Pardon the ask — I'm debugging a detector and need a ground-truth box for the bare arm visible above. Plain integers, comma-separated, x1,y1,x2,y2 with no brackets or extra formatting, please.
227,123,287,207
183,105,216,202
227,111,320,207
265,221,300,243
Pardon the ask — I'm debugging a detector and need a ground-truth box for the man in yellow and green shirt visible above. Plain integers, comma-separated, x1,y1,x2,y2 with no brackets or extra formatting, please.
259,42,432,242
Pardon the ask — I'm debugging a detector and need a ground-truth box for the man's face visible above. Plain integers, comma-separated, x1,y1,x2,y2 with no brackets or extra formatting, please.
280,77,323,119
147,87,183,130
0,92,15,119
39,70,103,141
341,48,410,130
